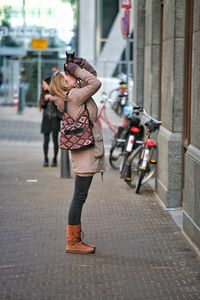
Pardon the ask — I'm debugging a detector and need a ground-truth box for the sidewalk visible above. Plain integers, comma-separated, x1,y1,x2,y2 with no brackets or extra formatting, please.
0,107,200,300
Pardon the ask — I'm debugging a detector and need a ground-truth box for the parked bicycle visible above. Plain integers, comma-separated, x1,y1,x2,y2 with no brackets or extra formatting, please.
97,92,118,136
121,106,162,194
109,104,144,170
109,80,128,116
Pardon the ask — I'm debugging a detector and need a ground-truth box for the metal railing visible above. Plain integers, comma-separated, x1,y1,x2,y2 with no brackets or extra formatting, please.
0,58,133,107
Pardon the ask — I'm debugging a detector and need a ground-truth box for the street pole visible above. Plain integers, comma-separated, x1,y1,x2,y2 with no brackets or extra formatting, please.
37,50,42,102
121,2,131,96
126,34,130,93
60,149,71,178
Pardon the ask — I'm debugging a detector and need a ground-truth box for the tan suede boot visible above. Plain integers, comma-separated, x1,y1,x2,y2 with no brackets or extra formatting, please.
66,225,95,254
80,222,95,249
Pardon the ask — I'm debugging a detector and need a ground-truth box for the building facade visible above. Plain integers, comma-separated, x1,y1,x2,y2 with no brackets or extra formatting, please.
78,0,133,78
0,1,76,105
134,0,200,249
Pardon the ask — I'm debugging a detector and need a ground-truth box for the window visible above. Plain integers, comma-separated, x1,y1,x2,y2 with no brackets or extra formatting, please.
183,0,194,148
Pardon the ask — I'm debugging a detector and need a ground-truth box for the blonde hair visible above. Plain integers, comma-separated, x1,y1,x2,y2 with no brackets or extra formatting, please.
49,72,75,99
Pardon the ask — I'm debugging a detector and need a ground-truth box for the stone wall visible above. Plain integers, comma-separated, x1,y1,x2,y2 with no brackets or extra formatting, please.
156,0,186,208
144,0,161,119
183,0,200,249
133,0,200,249
133,0,145,106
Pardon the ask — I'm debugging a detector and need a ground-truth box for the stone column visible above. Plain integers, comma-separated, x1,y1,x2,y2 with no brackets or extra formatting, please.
156,0,186,208
78,0,96,62
133,0,145,106
183,0,200,249
143,0,161,118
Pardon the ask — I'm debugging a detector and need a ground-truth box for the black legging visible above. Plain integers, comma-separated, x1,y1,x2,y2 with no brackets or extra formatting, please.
43,132,59,160
68,175,93,225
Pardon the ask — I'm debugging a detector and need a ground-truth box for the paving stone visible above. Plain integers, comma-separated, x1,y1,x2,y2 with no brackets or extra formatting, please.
0,108,200,299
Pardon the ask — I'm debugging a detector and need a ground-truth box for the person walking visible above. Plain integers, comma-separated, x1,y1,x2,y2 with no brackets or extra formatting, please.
39,77,61,167
49,57,105,254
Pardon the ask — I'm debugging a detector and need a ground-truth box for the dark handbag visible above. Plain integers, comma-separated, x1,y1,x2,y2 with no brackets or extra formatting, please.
56,110,64,120
60,101,95,150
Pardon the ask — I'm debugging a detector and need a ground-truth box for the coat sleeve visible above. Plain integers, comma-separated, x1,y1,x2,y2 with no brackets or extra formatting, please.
79,59,97,77
38,91,47,110
48,95,65,112
68,67,101,106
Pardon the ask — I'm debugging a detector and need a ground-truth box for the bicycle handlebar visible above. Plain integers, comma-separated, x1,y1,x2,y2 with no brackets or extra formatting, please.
142,109,162,125
101,92,162,125
131,104,162,125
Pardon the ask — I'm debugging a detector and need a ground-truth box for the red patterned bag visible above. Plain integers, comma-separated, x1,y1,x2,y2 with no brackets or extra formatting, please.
60,101,95,150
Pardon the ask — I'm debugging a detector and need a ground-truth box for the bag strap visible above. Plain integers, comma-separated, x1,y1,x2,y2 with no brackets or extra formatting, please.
84,103,94,127
64,91,69,113
64,100,67,113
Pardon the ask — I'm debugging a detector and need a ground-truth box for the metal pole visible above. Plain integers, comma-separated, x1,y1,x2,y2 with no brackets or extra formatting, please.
126,35,131,95
60,149,71,178
22,0,26,48
37,50,42,102
125,7,131,95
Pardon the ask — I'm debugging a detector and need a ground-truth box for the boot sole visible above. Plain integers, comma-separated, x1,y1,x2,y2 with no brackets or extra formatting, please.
66,249,95,254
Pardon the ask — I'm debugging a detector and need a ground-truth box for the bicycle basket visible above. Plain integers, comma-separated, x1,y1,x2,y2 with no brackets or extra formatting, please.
145,120,160,132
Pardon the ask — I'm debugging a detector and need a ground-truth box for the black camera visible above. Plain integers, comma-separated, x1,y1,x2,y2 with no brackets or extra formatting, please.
66,52,75,64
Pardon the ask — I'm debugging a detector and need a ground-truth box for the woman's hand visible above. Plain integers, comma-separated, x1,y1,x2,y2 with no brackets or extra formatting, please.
64,62,79,76
73,57,83,66
44,94,51,101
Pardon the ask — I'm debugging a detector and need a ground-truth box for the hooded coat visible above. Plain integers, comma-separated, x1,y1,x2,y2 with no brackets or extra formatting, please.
39,77,61,135
52,60,105,174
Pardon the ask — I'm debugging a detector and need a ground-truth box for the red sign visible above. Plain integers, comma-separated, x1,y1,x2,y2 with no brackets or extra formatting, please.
121,0,132,9
120,9,130,38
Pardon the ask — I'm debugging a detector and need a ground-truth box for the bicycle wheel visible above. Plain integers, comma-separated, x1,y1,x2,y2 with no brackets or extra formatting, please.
109,89,121,115
124,146,143,187
125,146,157,188
109,140,123,169
109,88,118,102
119,151,129,173
135,170,146,193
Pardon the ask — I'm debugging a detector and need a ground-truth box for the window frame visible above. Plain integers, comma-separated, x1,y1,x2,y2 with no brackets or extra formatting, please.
183,0,194,149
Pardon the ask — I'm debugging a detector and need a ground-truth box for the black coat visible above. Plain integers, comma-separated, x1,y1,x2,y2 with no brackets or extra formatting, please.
40,91,62,134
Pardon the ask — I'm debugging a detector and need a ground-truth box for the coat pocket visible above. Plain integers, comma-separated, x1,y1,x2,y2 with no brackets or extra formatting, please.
94,134,104,158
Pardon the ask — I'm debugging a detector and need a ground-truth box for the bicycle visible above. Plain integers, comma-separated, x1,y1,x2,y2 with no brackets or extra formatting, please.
109,125,127,169
109,80,128,116
97,92,118,136
109,105,144,170
97,92,133,170
121,106,162,194
98,92,123,169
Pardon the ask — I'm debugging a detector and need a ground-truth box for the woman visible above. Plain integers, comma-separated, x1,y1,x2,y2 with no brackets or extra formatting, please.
49,58,105,254
39,77,61,167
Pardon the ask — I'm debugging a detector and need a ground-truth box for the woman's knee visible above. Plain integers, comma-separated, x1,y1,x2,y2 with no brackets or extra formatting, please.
44,134,50,143
72,176,93,205
72,190,88,205
52,132,58,142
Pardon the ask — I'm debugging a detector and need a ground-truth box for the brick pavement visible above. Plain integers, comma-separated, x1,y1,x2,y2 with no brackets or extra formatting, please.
0,107,200,300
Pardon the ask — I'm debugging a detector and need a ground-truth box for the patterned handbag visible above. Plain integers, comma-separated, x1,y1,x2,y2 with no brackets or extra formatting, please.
59,101,95,150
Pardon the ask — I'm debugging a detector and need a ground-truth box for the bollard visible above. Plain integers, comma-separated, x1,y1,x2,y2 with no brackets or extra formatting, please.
18,83,25,114
60,149,71,178
18,81,28,115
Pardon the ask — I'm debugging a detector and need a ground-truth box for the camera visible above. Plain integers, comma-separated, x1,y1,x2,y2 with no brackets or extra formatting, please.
66,52,75,64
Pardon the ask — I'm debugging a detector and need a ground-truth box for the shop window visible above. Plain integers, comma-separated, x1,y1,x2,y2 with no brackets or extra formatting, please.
183,0,194,148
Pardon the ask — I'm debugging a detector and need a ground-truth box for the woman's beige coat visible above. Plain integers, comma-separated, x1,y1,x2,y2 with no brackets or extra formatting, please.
52,61,105,174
